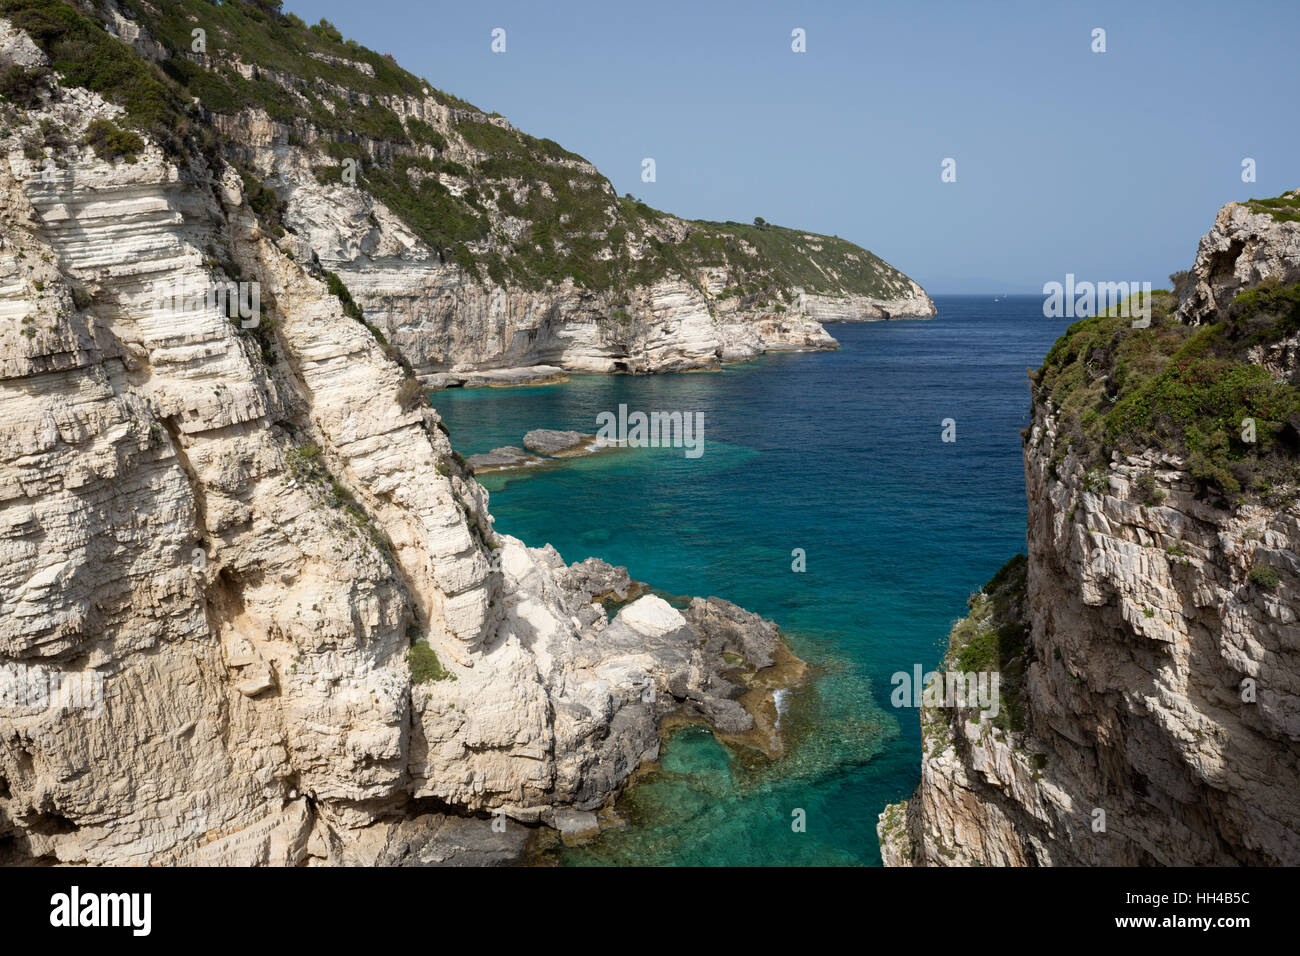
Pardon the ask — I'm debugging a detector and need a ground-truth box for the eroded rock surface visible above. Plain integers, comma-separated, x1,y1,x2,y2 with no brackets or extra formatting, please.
880,200,1300,866
523,429,591,456
0,29,801,866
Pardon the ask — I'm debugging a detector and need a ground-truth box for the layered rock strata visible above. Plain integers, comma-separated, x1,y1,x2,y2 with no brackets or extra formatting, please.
0,29,801,866
879,199,1300,866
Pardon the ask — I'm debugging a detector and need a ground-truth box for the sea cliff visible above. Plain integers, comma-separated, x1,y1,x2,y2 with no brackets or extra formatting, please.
880,193,1300,865
0,4,814,865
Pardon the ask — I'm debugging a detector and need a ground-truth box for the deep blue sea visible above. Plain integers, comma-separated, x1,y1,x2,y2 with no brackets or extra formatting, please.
433,295,1071,865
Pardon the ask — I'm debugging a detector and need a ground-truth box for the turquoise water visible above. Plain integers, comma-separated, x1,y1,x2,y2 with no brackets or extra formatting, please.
434,296,1071,865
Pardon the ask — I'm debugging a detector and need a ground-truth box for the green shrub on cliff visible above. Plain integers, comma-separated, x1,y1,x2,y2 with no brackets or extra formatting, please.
1033,281,1300,505
944,554,1030,733
26,0,923,309
1244,192,1300,224
1248,565,1280,590
0,0,189,151
238,166,288,236
0,63,51,108
82,118,143,163
408,641,455,684
395,378,425,412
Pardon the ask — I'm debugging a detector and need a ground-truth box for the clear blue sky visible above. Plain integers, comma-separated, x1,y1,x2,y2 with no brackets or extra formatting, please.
285,0,1299,293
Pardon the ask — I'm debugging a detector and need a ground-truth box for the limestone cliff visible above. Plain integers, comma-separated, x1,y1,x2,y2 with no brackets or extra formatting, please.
0,8,803,865
879,195,1300,866
41,0,933,382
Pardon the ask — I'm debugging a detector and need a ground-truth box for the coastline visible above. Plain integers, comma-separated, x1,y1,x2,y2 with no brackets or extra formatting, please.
421,302,939,392
526,632,812,863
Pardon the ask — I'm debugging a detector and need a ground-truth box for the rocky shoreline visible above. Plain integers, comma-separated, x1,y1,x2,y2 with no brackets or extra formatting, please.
0,6,863,867
467,429,615,473
335,565,809,866
878,195,1300,867
426,365,571,390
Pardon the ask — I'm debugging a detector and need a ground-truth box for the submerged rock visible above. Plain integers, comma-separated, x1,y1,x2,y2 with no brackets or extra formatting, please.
344,812,531,867
552,808,601,846
469,430,610,473
523,429,594,456
466,446,543,472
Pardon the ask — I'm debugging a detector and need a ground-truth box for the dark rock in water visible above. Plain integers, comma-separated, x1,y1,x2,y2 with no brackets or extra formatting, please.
551,808,601,845
466,446,541,472
524,428,593,456
364,812,530,866
697,697,756,735
563,556,637,603
685,596,781,671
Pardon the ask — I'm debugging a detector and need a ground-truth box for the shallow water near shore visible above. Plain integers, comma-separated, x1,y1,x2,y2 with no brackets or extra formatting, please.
434,296,1070,865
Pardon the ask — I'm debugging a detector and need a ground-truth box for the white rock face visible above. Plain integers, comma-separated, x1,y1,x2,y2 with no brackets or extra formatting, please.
618,595,687,639
880,202,1300,864
1178,192,1300,326
882,417,1300,866
803,287,936,322
0,48,795,865
200,84,931,378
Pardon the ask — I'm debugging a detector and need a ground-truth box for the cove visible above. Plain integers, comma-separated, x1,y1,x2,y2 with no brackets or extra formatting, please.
433,296,1070,865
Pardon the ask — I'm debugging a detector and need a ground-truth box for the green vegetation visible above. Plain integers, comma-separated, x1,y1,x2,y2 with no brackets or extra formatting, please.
0,0,193,153
1033,280,1300,506
284,441,393,560
408,640,455,684
943,554,1030,733
1083,467,1108,493
1249,565,1281,590
321,269,419,389
323,270,363,321
1244,192,1300,224
82,118,143,163
285,442,326,483
0,63,51,107
671,219,915,301
236,309,278,366
20,0,917,319
1133,470,1166,506
396,377,425,412
239,166,287,236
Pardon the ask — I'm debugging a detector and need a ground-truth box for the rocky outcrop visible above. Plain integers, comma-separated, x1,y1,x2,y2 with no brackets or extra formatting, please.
467,430,608,472
0,28,802,866
81,2,932,380
1178,191,1300,326
880,199,1300,867
522,429,592,457
465,447,542,473
319,254,850,378
803,287,936,323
